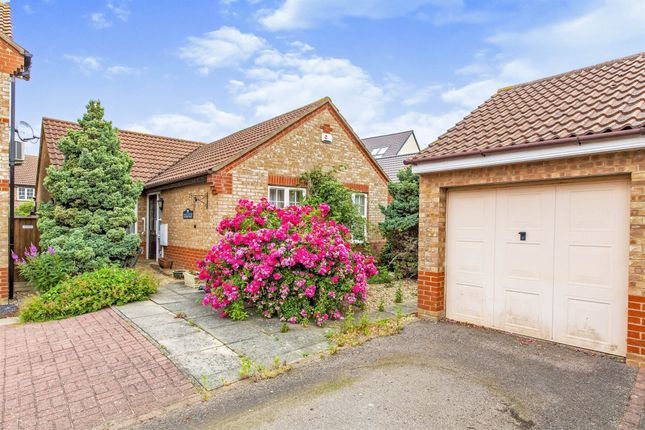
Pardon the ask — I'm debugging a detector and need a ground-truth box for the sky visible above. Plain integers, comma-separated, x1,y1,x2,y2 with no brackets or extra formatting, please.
11,0,645,155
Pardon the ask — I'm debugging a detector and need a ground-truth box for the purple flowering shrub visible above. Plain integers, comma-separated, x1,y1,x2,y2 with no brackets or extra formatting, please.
198,199,378,325
13,244,75,293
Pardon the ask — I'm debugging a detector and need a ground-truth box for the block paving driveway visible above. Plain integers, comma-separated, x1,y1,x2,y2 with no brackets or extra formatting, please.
0,309,196,430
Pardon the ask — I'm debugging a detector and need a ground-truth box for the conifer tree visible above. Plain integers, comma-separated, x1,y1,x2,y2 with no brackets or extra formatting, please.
38,100,143,271
379,167,419,277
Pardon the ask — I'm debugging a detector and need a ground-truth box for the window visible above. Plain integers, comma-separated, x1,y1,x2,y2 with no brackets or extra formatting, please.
17,187,34,201
268,186,306,208
352,193,367,218
352,193,368,242
370,147,388,158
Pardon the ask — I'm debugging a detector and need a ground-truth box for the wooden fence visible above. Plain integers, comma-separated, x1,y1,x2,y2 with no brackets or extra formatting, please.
13,216,39,280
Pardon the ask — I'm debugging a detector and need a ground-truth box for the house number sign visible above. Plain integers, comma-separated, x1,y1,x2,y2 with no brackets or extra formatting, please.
183,209,194,219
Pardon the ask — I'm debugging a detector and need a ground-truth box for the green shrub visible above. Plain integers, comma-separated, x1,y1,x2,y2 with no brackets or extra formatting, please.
18,250,75,293
15,200,34,216
300,166,365,241
20,267,157,322
367,266,393,284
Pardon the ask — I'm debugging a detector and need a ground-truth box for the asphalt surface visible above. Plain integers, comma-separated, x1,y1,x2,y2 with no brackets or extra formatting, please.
131,320,638,430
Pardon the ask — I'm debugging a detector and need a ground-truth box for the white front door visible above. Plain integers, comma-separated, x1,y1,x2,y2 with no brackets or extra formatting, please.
445,179,629,355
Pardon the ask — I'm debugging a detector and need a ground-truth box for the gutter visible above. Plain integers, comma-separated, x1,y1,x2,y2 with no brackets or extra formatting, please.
405,127,645,165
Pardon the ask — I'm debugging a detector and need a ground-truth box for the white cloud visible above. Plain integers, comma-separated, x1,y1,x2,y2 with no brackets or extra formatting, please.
178,27,266,74
63,55,102,73
259,0,460,31
89,12,112,29
128,102,245,141
64,55,143,78
233,48,386,128
289,41,314,52
105,65,141,76
107,1,131,21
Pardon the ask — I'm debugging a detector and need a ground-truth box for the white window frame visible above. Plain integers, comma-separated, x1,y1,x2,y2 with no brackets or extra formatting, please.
352,192,368,242
268,186,307,208
17,186,35,201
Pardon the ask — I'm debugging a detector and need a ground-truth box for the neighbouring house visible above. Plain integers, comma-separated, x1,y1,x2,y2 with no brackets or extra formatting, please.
406,52,645,365
362,130,420,181
0,2,31,303
37,97,390,270
14,154,37,212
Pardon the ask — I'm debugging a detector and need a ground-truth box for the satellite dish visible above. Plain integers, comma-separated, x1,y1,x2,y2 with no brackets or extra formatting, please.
16,121,39,142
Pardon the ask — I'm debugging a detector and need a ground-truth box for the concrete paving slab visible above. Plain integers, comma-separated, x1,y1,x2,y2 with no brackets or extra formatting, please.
159,330,225,354
137,320,200,340
129,309,179,328
118,300,170,319
150,290,186,305
199,320,265,345
163,282,201,296
163,301,219,319
173,346,241,389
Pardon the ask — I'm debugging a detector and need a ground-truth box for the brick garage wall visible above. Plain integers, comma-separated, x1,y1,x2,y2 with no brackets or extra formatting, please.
0,73,10,302
416,148,645,365
154,106,389,270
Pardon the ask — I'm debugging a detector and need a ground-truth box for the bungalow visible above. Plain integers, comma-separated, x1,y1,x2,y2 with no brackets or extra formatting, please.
362,130,420,181
37,97,390,269
406,53,645,365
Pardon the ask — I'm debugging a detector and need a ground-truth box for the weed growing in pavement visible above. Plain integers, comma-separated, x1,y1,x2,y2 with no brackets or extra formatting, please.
280,323,290,333
240,356,253,379
394,285,403,303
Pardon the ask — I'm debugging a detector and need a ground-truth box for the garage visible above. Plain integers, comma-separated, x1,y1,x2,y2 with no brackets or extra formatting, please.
446,179,629,355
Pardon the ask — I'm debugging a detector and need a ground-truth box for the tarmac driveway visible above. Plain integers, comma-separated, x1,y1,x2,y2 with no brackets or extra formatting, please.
132,320,641,430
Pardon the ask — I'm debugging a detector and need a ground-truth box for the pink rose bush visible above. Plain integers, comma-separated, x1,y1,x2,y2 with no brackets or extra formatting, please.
198,199,378,325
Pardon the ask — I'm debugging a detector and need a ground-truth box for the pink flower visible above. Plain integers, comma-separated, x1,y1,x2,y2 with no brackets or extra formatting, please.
273,273,282,280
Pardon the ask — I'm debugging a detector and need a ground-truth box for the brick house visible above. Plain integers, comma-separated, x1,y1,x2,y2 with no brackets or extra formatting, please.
37,97,390,270
0,2,31,303
406,53,645,365
362,130,420,181
14,154,37,211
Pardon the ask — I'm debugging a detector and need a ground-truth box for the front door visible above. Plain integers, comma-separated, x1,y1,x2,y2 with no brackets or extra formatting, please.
148,194,158,259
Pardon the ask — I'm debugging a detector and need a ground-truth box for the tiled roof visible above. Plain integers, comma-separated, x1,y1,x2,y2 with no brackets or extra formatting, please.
145,98,330,188
41,118,204,183
362,130,413,159
408,52,645,164
375,154,412,181
0,2,12,37
15,154,37,186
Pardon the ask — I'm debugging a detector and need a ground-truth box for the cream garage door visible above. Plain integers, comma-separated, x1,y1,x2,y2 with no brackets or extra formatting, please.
446,179,629,355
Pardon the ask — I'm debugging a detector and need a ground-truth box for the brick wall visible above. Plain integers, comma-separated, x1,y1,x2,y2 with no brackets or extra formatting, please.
415,148,645,364
153,106,389,270
0,72,10,302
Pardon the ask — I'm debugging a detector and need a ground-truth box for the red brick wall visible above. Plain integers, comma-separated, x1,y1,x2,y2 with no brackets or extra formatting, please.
163,244,208,271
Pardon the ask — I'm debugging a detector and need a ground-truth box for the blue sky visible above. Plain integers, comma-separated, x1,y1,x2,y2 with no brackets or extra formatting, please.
12,0,645,155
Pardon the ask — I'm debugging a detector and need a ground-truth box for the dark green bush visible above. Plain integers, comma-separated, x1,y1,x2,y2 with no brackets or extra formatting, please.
379,167,419,278
20,267,157,322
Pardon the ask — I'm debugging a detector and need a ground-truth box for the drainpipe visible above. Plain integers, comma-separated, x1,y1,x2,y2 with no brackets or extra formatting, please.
8,76,16,300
